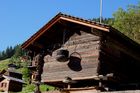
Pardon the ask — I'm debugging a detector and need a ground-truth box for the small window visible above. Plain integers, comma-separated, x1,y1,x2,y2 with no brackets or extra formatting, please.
1,83,7,88
1,83,4,87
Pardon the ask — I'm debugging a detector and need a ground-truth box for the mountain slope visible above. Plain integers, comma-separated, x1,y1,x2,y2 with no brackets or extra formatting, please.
0,59,10,71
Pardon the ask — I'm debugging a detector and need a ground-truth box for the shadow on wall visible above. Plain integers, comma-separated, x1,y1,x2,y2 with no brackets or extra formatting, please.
67,52,82,71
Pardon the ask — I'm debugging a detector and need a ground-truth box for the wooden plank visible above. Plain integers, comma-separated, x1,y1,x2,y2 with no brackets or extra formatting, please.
42,67,98,82
69,33,99,40
60,17,109,32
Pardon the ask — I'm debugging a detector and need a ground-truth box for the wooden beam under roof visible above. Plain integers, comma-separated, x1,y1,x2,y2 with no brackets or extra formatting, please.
60,17,109,32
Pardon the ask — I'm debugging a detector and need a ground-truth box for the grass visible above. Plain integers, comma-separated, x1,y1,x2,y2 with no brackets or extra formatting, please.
19,84,55,93
19,84,35,93
0,59,10,71
40,84,55,91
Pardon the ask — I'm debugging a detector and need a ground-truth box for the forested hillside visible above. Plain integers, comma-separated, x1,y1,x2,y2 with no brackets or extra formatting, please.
0,46,15,60
0,45,24,61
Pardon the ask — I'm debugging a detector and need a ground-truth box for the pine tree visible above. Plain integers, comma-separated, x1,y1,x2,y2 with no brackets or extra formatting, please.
13,45,24,58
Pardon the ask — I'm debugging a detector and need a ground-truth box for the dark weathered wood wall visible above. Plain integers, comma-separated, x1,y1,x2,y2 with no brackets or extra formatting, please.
8,81,22,92
42,31,100,82
98,32,140,83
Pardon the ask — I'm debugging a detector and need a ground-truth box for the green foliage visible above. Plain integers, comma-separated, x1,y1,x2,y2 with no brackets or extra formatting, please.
9,56,21,68
19,84,35,93
9,44,26,68
18,84,55,93
21,67,30,82
13,44,25,58
113,2,140,43
40,84,47,91
40,84,55,92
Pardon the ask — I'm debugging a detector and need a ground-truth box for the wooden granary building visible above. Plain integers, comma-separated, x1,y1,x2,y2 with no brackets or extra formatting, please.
0,69,24,92
21,13,140,92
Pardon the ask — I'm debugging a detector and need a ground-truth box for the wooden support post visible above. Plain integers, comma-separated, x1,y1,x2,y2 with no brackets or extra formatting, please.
34,82,41,93
33,51,46,93
98,73,113,91
68,84,71,89
99,80,102,88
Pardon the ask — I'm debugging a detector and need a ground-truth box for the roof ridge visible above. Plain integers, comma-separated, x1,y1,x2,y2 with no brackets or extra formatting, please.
57,12,110,27
3,75,25,83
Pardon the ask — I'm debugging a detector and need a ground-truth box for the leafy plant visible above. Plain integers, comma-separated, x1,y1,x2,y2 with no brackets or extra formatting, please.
113,2,140,43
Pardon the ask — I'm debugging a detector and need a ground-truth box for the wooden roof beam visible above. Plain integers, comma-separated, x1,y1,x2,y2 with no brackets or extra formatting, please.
60,17,110,32
32,42,44,49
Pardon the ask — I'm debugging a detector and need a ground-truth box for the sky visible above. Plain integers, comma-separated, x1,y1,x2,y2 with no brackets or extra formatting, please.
0,0,138,51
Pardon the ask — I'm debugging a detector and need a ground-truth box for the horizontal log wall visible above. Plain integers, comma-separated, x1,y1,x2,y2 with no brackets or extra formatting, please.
42,31,100,82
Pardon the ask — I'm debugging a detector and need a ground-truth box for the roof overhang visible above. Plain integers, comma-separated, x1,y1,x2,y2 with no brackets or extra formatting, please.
3,75,25,84
21,13,110,50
